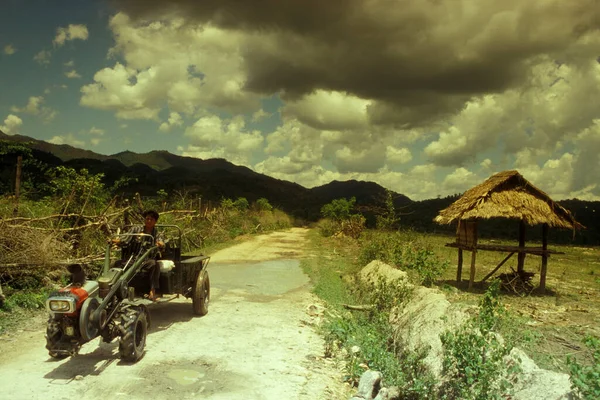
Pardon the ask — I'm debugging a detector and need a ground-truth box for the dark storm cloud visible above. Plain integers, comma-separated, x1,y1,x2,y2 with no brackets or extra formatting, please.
115,0,600,127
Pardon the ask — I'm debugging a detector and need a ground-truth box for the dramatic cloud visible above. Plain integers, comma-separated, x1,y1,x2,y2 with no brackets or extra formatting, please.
53,24,89,47
0,114,23,135
3,44,16,55
86,0,600,200
115,0,600,125
80,13,262,119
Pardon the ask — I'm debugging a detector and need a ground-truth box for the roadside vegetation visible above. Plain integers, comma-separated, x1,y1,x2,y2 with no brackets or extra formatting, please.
0,160,291,334
304,193,600,399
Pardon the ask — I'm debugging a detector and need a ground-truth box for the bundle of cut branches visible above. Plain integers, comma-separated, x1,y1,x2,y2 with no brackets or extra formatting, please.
0,221,72,266
497,267,535,294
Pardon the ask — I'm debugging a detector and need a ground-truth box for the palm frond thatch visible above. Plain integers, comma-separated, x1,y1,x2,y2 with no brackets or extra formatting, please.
434,170,584,230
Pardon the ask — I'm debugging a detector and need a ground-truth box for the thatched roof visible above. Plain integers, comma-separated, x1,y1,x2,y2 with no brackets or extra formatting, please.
434,170,584,230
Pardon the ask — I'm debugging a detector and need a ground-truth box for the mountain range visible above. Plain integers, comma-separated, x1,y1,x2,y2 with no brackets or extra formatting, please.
1,130,599,245
0,130,411,222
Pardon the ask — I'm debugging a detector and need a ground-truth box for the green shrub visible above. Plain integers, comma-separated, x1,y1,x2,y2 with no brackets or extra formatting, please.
567,335,600,399
318,219,340,237
233,197,249,211
1,289,49,312
321,197,357,221
439,281,521,399
255,198,273,212
358,232,448,286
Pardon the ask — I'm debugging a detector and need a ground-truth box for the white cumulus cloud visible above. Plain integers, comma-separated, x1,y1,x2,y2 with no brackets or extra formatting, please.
1,114,23,135
53,24,89,47
159,112,183,132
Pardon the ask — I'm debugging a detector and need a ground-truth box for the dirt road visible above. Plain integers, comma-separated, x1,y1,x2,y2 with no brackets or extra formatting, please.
0,228,350,400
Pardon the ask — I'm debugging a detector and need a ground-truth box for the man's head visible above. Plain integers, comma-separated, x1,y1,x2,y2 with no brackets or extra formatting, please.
143,210,159,230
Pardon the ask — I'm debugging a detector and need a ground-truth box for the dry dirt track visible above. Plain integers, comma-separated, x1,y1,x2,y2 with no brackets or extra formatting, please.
0,228,350,400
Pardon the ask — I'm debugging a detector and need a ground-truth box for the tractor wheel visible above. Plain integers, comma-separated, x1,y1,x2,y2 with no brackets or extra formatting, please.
192,270,210,316
118,307,148,363
79,297,100,342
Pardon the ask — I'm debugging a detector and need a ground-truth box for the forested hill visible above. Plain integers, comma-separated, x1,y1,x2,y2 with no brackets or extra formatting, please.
1,131,599,245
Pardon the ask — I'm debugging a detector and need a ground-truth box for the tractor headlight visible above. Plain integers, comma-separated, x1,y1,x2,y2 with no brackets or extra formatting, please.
47,299,75,313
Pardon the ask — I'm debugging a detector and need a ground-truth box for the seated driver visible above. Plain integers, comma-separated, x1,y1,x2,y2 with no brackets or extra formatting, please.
114,210,165,301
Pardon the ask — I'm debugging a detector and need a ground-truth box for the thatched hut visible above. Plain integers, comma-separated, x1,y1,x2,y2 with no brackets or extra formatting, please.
434,170,584,293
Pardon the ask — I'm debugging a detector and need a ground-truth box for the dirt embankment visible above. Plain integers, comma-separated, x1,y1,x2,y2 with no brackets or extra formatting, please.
0,228,350,400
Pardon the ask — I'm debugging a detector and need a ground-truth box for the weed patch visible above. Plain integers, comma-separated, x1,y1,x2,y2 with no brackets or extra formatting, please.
567,335,600,399
439,281,521,399
359,230,449,286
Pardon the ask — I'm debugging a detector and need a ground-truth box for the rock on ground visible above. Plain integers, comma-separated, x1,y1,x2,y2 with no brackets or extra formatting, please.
354,260,574,399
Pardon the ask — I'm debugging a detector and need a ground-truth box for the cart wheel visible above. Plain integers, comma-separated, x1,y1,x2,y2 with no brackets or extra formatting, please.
192,270,210,316
118,307,147,362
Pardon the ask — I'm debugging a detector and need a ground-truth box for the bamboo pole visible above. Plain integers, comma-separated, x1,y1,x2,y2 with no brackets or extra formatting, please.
457,248,463,283
517,219,526,273
13,155,22,215
469,249,477,291
540,223,549,293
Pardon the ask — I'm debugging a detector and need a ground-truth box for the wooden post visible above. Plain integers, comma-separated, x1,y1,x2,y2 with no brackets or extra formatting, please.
469,249,477,291
517,219,526,273
13,155,22,215
457,248,463,284
540,223,549,293
124,199,130,226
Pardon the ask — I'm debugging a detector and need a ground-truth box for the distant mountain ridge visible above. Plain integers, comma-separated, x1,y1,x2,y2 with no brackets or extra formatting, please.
0,130,411,221
2,130,599,245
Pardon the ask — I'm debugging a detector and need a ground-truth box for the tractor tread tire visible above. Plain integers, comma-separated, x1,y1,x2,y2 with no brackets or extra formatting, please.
118,307,147,363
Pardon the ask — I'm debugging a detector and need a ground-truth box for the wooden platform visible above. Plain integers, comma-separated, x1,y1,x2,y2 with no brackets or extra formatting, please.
444,242,564,256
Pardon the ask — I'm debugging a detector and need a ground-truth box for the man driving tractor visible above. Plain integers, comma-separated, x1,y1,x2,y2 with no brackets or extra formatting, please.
113,210,165,301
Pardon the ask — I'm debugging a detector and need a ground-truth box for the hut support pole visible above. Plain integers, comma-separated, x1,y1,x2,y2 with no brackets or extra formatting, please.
456,248,463,284
469,250,477,291
481,251,515,283
539,223,548,294
517,219,526,273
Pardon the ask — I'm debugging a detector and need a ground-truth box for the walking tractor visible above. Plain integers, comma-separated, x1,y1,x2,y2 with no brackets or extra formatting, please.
44,224,210,362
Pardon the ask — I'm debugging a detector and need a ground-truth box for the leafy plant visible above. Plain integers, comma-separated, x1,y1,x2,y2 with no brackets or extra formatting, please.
321,197,357,221
358,232,448,286
254,197,273,212
233,197,249,211
567,335,600,399
439,281,521,400
322,276,436,398
376,189,399,231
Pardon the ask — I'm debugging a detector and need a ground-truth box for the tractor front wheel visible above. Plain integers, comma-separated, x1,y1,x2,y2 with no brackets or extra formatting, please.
118,307,148,362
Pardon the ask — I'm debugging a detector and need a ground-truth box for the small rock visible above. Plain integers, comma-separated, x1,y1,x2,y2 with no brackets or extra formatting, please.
373,386,400,400
357,370,382,400
167,386,173,390
351,345,361,354
373,387,389,400
74,375,84,381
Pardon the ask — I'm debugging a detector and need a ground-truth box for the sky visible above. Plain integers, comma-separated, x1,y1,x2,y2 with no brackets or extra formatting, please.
1,0,599,201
